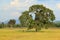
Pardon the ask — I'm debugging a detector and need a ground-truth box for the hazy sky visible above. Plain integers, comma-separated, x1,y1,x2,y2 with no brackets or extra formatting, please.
0,0,60,22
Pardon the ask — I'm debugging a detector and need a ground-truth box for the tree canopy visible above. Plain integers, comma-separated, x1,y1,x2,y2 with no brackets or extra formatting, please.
19,5,55,32
8,19,16,27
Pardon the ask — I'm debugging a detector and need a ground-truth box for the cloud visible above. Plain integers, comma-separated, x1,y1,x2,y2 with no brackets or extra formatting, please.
2,0,37,10
0,0,37,22
10,12,21,18
56,3,60,9
10,0,19,7
10,0,36,7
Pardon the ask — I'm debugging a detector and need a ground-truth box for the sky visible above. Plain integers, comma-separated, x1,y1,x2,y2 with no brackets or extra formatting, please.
0,0,60,23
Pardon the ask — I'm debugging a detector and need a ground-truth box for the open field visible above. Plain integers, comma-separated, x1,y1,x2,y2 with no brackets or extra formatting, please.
0,28,60,40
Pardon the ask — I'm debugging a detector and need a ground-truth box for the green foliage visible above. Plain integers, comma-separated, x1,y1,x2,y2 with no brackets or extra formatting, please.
19,11,33,28
29,4,55,31
54,21,60,27
14,24,21,28
19,4,55,32
0,22,5,28
8,19,16,28
8,19,16,25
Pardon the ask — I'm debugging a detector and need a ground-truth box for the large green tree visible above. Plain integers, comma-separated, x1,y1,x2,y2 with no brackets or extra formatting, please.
29,5,55,31
19,5,55,32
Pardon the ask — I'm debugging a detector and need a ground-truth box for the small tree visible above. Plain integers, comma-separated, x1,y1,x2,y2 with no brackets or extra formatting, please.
8,19,16,28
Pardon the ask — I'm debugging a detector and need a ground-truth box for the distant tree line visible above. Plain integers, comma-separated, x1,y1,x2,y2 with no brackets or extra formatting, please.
54,21,60,27
0,19,21,28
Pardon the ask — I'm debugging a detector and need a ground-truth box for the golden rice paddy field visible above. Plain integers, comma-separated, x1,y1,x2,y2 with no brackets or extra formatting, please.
0,28,60,40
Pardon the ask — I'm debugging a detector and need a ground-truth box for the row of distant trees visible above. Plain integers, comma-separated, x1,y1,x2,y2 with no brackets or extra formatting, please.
0,20,59,28
0,20,21,28
54,21,60,27
0,4,60,32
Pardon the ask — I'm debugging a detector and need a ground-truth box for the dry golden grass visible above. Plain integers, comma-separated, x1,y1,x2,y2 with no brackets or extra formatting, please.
0,28,60,40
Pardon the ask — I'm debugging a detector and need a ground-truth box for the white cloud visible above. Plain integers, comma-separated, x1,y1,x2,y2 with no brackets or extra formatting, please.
11,12,21,18
3,0,36,10
1,0,37,13
10,0,19,7
56,3,60,9
0,0,37,22
10,0,35,7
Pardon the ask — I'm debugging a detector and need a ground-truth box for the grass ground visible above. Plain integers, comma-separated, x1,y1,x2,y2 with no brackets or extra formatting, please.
0,28,60,40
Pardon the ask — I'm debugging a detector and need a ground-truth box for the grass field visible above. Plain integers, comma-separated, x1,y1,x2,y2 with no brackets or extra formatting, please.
0,28,60,40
